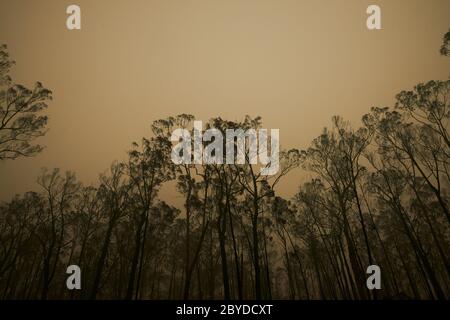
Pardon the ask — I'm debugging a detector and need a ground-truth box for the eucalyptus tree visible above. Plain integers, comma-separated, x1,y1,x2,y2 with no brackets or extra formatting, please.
152,114,212,299
304,119,369,299
226,116,302,299
363,106,449,299
36,168,81,300
89,162,132,299
124,126,176,299
0,45,52,160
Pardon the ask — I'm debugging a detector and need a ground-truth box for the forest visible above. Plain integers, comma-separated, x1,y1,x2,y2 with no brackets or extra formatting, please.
0,29,449,300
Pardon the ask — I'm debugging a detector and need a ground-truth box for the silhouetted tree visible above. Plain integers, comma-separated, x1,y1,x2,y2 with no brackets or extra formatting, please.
0,45,52,160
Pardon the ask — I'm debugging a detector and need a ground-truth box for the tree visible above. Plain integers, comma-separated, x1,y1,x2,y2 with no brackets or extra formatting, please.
0,45,52,160
124,130,175,299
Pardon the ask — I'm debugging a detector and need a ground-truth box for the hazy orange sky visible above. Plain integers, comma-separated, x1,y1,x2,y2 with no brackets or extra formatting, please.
0,0,449,205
